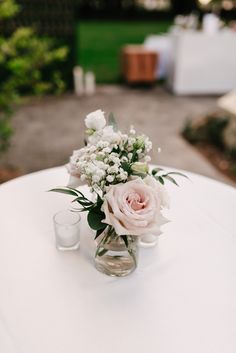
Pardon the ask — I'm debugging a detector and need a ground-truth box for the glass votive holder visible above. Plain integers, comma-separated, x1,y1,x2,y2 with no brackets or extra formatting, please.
53,210,81,251
139,234,159,248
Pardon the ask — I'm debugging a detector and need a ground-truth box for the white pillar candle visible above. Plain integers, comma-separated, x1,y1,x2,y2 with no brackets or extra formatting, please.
73,66,84,96
202,14,220,35
85,71,95,95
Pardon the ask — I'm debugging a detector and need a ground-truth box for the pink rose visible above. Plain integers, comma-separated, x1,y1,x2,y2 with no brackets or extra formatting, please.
143,175,170,209
102,177,168,236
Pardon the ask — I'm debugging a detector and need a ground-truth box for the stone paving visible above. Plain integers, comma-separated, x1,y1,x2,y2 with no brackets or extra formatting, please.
1,85,233,185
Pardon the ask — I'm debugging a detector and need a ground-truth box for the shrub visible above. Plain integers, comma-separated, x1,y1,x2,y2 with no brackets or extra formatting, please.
182,112,236,177
182,113,229,149
0,0,69,152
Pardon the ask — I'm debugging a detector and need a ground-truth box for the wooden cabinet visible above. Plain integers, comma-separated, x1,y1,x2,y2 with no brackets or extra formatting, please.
121,45,158,84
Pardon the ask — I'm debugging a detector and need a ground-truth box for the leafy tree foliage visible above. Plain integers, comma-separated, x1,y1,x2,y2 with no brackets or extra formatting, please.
0,0,68,152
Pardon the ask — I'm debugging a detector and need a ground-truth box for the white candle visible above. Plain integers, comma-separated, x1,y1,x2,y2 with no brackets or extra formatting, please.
73,66,84,96
85,71,95,95
53,210,81,250
202,14,220,35
139,234,159,248
56,226,79,247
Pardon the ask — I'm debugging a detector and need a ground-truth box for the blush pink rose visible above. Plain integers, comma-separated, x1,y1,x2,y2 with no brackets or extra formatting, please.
143,175,170,209
102,177,169,236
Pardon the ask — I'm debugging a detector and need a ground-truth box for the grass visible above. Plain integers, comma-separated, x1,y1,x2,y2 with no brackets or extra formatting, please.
76,21,171,83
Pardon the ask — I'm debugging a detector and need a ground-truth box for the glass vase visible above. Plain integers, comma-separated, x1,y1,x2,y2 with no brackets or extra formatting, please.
94,227,138,277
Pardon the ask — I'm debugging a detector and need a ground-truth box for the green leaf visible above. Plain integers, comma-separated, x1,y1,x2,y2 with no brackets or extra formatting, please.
72,197,93,206
166,172,189,179
108,112,118,132
87,205,106,231
121,235,128,248
121,161,131,174
79,207,94,212
131,152,138,163
163,175,179,186
157,176,165,185
96,195,104,207
152,167,164,176
77,201,93,208
95,227,107,239
68,187,87,199
96,247,108,257
49,188,79,197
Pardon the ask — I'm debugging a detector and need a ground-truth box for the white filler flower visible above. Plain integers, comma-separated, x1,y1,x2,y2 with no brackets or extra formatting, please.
85,109,106,131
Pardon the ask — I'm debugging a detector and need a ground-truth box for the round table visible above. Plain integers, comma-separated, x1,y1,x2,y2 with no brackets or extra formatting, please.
0,166,236,353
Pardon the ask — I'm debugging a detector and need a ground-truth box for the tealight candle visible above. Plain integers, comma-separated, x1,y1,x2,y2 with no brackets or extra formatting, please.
139,234,159,248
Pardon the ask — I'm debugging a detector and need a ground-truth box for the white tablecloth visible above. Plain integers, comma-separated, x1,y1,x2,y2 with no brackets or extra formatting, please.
144,34,171,79
167,30,236,95
0,166,236,353
145,30,236,95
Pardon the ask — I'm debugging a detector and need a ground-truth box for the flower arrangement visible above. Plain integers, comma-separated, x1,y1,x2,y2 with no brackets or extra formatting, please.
51,110,184,276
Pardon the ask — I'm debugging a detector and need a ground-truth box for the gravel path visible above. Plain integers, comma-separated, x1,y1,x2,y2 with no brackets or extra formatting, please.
1,85,232,185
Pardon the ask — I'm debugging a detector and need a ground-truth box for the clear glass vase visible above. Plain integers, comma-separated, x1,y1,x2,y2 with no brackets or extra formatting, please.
94,227,138,277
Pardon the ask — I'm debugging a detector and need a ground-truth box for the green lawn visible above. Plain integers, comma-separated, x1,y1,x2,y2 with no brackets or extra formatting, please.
76,21,171,83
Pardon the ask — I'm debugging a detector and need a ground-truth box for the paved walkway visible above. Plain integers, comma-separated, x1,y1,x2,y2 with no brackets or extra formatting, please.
1,85,233,185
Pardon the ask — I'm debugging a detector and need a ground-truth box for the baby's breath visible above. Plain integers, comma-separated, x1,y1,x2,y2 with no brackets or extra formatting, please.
66,113,153,196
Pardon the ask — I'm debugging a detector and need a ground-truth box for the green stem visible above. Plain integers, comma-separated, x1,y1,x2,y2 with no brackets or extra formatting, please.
122,235,137,267
95,228,111,257
97,248,108,257
128,248,137,268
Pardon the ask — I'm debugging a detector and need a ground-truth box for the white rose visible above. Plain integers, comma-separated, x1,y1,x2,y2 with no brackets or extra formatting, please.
101,126,122,144
88,125,122,145
85,109,106,131
102,178,169,236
